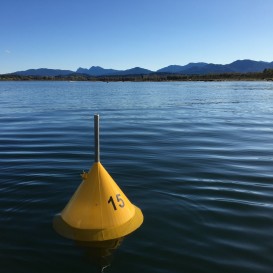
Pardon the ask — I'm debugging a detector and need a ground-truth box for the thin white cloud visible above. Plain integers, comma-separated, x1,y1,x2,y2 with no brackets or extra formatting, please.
4,49,11,54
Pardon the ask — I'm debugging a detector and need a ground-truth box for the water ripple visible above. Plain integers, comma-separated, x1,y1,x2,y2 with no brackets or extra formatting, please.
1,81,273,273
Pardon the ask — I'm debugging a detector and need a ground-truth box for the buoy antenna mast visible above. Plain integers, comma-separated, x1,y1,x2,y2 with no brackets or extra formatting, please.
94,114,100,162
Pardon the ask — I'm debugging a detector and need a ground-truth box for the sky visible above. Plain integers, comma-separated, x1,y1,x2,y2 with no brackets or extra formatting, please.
1,0,273,74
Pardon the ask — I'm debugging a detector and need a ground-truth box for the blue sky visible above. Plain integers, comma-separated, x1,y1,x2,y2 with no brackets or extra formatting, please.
1,0,273,74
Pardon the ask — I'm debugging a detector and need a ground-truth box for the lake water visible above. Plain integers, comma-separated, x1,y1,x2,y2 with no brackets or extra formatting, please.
1,81,273,273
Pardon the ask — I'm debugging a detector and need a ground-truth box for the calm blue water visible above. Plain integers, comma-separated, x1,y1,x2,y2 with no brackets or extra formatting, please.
1,81,273,273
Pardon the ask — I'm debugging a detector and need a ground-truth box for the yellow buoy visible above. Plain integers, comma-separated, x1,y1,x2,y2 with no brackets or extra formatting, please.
53,114,143,241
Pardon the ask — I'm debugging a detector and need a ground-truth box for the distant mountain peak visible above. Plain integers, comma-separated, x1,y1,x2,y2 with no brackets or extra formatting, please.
157,62,208,73
120,67,152,74
9,59,273,77
12,68,74,76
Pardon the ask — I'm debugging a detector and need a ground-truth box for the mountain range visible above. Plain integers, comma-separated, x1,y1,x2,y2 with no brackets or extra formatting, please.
10,60,273,77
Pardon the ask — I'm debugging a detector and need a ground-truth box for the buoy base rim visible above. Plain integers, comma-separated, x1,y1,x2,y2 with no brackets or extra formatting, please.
53,206,143,242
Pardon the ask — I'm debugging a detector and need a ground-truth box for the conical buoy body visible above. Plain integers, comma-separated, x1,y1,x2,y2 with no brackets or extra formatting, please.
53,114,143,241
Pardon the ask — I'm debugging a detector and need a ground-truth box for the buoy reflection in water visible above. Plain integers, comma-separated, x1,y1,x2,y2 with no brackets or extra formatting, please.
75,237,124,272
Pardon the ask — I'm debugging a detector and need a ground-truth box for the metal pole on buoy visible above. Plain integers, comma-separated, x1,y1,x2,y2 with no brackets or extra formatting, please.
94,114,100,163
53,114,144,242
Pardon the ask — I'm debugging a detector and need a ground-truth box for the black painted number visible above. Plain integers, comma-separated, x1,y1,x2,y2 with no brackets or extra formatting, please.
108,194,125,210
116,194,125,208
107,196,117,210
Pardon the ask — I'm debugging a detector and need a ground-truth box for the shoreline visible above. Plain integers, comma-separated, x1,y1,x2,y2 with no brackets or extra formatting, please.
0,71,273,82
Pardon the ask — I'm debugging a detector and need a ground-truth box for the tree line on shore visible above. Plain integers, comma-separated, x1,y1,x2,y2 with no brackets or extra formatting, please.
1,69,273,82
